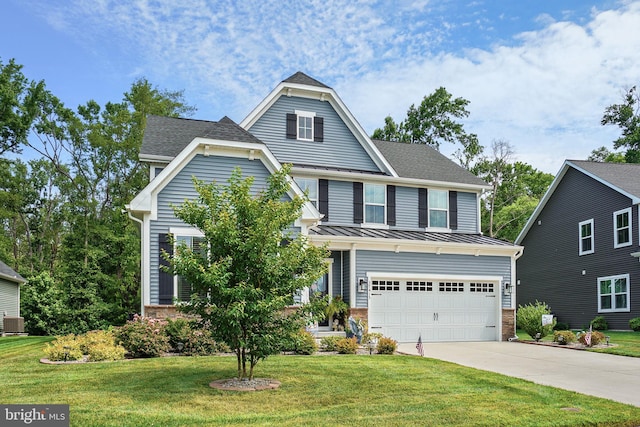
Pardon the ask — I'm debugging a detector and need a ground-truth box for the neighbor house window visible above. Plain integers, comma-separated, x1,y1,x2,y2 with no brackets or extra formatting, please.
429,189,448,228
579,219,594,255
614,208,632,248
175,234,207,302
364,183,385,224
294,177,318,207
598,274,630,313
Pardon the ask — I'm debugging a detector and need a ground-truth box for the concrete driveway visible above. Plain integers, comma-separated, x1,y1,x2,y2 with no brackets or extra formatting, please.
396,341,640,407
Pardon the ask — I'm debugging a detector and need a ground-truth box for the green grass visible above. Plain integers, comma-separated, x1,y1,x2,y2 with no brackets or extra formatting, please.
517,329,640,357
2,336,640,426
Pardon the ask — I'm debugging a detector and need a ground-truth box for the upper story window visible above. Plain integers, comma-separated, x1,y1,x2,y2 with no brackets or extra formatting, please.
579,219,594,255
364,183,385,224
286,111,324,142
429,189,448,228
294,177,318,207
598,274,630,313
614,207,632,248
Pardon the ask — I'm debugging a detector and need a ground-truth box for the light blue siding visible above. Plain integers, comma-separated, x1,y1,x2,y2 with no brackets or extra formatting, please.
149,154,272,304
325,180,353,225
395,186,419,229
248,96,382,172
457,191,478,233
354,250,512,308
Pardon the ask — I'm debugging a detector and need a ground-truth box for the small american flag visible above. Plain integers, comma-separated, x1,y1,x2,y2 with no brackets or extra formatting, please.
416,334,424,357
585,326,593,347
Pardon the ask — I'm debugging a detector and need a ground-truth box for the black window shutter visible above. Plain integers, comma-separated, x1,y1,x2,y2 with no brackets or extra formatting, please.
449,191,458,230
286,113,297,139
319,179,329,221
418,189,428,228
314,116,324,142
158,233,174,305
387,185,396,226
353,182,363,224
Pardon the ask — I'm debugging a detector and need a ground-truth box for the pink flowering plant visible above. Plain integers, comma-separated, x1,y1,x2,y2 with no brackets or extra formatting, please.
115,314,170,358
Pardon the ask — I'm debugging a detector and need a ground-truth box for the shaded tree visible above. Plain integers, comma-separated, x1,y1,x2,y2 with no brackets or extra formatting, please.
602,85,640,163
168,165,329,380
587,146,626,163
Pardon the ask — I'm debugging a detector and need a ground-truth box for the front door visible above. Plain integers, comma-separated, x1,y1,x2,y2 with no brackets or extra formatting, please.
311,273,329,326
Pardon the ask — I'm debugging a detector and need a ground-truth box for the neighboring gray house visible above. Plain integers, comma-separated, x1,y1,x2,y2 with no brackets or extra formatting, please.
0,260,25,332
127,72,522,343
516,160,640,330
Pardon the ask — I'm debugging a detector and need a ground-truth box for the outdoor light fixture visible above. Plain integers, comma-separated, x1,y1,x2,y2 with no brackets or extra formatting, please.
557,335,566,345
606,336,610,346
503,282,512,296
369,337,378,355
535,333,541,342
358,278,367,292
176,342,184,353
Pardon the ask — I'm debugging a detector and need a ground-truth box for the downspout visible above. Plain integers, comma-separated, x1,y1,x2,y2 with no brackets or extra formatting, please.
126,206,145,316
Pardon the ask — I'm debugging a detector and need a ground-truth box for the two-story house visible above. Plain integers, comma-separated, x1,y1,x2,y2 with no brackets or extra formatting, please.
516,160,640,330
127,72,522,343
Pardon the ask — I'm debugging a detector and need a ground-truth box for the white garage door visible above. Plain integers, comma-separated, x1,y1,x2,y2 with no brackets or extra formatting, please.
368,278,499,343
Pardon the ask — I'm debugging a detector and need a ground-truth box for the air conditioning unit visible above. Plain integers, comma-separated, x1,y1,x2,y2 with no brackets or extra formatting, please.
3,317,24,333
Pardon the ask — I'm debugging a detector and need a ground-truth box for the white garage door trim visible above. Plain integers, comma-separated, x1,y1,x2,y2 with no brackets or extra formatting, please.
367,272,503,343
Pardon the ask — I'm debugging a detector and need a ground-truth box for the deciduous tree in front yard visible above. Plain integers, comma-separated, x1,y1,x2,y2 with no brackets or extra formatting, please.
167,165,329,380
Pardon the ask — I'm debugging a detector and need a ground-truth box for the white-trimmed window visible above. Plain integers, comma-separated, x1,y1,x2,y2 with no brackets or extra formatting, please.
598,274,630,313
364,183,385,224
614,207,632,248
294,177,318,207
297,110,315,141
429,189,448,228
579,219,594,255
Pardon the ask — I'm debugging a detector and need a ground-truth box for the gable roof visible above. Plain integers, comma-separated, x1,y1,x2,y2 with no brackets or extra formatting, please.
372,140,489,187
515,160,640,244
282,72,331,89
140,115,263,162
0,260,25,284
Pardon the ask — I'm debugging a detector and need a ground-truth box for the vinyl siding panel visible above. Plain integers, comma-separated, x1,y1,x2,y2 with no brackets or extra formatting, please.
355,250,512,308
248,96,382,172
0,279,20,330
517,167,640,329
395,186,419,229
456,191,478,233
149,155,272,304
325,180,353,225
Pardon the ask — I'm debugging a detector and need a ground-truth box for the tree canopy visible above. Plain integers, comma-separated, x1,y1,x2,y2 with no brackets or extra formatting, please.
601,85,640,163
168,165,329,380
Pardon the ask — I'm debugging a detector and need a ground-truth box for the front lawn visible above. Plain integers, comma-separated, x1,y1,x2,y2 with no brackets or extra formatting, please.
517,329,640,357
2,337,640,426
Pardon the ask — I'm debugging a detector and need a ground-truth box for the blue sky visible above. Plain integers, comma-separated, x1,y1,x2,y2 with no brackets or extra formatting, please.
2,0,639,173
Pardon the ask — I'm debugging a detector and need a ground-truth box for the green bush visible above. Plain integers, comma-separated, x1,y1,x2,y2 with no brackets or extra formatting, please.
289,329,317,355
44,334,84,361
165,318,192,350
336,337,359,354
629,317,640,332
115,315,170,358
362,332,383,345
553,322,570,331
79,330,116,354
516,301,555,339
87,341,126,361
577,330,605,346
320,335,343,352
165,318,223,355
552,330,576,345
376,336,397,354
590,316,608,331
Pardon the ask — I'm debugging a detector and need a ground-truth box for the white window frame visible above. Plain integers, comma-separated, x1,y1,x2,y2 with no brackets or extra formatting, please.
294,177,318,207
614,207,632,248
428,189,449,229
364,183,386,225
597,273,630,313
295,110,315,141
170,227,205,303
579,218,594,255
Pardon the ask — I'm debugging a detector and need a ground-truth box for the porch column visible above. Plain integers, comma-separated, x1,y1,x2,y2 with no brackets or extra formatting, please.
349,243,357,308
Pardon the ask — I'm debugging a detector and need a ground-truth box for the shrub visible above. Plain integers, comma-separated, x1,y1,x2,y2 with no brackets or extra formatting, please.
577,330,606,346
115,315,170,358
165,318,192,350
376,336,397,354
87,341,126,362
291,330,318,355
629,317,640,332
44,334,84,361
79,330,116,354
553,322,570,331
590,316,608,331
552,330,576,345
517,301,555,339
165,318,223,355
320,335,343,352
336,337,359,354
362,332,383,345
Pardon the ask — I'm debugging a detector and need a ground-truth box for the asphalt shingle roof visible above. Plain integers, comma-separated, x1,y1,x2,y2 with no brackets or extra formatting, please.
140,115,263,159
282,72,331,89
372,139,488,187
309,225,513,246
569,160,640,199
0,260,25,283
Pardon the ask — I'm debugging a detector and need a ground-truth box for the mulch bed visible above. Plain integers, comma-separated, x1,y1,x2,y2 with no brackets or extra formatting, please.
517,340,616,350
